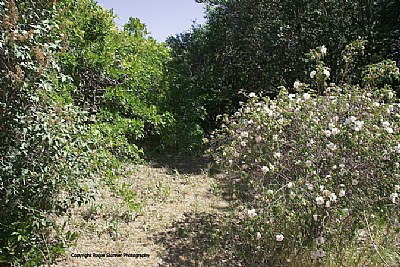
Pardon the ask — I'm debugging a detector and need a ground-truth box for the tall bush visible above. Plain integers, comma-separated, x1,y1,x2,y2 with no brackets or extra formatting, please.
0,1,96,265
57,1,174,157
169,0,400,139
211,45,400,266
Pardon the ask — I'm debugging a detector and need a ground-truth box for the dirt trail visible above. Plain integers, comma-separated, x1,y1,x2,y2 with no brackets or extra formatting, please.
52,156,230,267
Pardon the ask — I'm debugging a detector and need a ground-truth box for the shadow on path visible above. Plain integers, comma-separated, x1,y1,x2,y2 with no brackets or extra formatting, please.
153,212,239,267
146,154,214,175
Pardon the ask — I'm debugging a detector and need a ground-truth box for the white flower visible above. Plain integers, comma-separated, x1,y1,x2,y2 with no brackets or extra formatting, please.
255,135,262,142
324,130,332,137
269,163,275,171
339,189,346,197
310,70,317,79
326,142,337,151
354,120,364,131
313,214,318,221
256,232,262,240
289,191,296,199
395,185,400,191
345,116,356,124
249,92,256,98
391,193,398,203
274,152,281,159
262,166,269,173
330,193,337,202
385,127,394,134
395,144,400,154
325,200,331,208
382,121,390,127
288,93,296,99
316,196,324,205
287,182,294,188
352,179,359,186
267,189,274,195
303,93,311,100
388,91,394,98
305,160,312,167
241,131,249,138
331,127,340,135
320,45,327,55
276,234,284,241
307,183,314,191
323,69,330,77
294,81,301,89
247,209,257,217
322,189,329,197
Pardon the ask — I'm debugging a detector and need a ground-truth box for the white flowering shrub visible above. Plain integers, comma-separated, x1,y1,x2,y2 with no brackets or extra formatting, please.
211,47,400,266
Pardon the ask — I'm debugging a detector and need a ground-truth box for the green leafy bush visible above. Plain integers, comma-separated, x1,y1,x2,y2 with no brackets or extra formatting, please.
168,0,400,143
211,46,400,266
57,1,175,157
0,1,97,265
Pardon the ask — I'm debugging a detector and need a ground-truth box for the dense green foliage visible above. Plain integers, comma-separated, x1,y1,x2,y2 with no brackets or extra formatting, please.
0,1,97,265
211,46,400,266
169,0,400,134
57,0,173,158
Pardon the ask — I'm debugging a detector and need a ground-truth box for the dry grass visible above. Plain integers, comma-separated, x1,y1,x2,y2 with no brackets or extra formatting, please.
51,156,230,267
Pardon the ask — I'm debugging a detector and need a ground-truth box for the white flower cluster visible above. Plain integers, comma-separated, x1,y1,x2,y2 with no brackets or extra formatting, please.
248,208,257,218
214,72,400,264
345,116,364,131
276,234,284,241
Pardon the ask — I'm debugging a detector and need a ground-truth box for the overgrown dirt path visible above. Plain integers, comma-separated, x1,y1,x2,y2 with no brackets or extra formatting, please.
52,156,231,267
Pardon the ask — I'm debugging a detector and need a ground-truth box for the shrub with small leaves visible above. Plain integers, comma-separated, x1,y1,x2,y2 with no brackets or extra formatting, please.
211,45,400,266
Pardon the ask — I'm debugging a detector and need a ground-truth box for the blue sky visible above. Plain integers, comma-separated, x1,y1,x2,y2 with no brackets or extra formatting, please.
95,0,206,42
